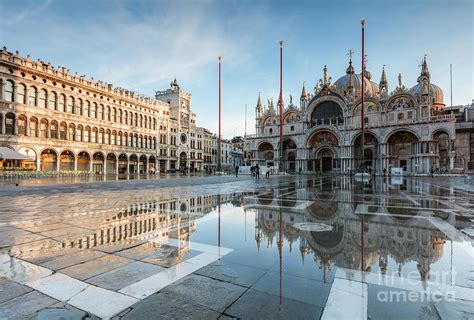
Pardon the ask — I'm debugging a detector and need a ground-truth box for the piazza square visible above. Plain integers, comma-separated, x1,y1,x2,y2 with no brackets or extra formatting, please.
0,0,473,319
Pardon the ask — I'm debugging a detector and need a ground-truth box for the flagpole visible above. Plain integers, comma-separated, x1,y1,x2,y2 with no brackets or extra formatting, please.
218,56,222,173
279,40,284,173
360,19,365,173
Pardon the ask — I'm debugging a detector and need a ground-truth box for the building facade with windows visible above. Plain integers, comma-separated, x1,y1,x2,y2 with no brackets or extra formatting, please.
245,56,469,174
0,48,211,173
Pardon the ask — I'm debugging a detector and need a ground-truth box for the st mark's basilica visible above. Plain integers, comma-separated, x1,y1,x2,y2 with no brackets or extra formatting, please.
246,55,468,175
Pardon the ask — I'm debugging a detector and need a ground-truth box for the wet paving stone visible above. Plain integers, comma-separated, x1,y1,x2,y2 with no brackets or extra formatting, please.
195,260,267,287
121,290,221,320
59,254,132,280
226,289,324,320
35,303,92,320
251,271,332,308
0,277,33,303
141,245,201,267
0,291,58,319
367,284,441,320
163,274,247,312
41,249,106,271
86,261,164,291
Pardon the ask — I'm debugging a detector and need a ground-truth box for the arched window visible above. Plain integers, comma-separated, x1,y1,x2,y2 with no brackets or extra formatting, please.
76,98,82,115
398,113,404,121
16,83,26,104
59,122,67,140
91,103,97,118
50,122,58,139
124,110,128,125
105,105,110,121
98,104,104,120
5,113,14,134
119,109,123,124
111,132,116,145
104,130,110,144
153,118,157,130
112,107,117,122
84,127,90,142
135,113,138,126
38,89,47,108
48,92,57,110
40,120,47,138
91,128,97,143
98,129,104,144
29,118,38,137
68,125,75,140
76,126,83,142
28,87,37,106
18,116,27,135
58,94,66,112
84,101,90,117
67,96,74,113
4,80,14,102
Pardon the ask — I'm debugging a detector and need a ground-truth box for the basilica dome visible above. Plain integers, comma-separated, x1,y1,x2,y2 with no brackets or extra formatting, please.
409,82,444,106
331,59,380,99
332,73,380,98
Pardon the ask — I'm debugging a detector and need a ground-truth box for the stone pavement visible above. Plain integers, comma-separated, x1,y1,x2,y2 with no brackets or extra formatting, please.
0,174,473,319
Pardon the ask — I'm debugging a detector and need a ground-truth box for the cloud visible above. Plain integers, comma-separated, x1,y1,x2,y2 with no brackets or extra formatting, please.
0,0,53,26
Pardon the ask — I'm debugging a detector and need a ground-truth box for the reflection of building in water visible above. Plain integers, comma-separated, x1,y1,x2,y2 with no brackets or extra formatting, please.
252,178,450,282
10,193,243,260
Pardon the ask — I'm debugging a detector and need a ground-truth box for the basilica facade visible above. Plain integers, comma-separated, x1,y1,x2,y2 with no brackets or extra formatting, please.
246,56,461,175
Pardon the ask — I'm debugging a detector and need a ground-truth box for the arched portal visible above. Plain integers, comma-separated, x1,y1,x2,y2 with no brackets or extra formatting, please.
307,130,339,172
129,154,138,174
92,152,104,174
17,147,37,170
118,154,128,174
59,150,75,171
40,149,57,171
179,152,187,171
77,152,90,171
139,155,147,174
282,139,297,172
386,131,418,173
257,142,274,166
149,156,156,173
353,133,378,172
316,148,334,172
433,131,449,171
106,153,117,174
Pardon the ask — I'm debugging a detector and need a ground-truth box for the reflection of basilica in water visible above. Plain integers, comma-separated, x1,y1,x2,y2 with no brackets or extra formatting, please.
252,177,454,281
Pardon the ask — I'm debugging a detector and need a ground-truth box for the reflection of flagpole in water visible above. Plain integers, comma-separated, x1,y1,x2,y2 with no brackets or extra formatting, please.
451,239,453,285
218,194,221,259
278,205,283,308
244,208,247,242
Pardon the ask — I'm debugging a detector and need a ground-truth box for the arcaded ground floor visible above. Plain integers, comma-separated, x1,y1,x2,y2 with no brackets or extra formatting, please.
0,175,473,319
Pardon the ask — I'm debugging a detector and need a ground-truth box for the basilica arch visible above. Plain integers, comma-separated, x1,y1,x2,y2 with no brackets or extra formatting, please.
306,130,340,172
385,130,419,173
353,132,379,171
257,141,274,165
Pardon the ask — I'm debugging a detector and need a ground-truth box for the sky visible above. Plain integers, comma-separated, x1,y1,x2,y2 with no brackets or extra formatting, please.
0,0,472,138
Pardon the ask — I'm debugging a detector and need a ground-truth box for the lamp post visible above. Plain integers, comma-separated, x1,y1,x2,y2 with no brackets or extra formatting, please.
218,56,222,173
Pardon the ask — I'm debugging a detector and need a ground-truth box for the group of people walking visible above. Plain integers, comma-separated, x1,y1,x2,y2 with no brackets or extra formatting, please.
249,164,271,180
